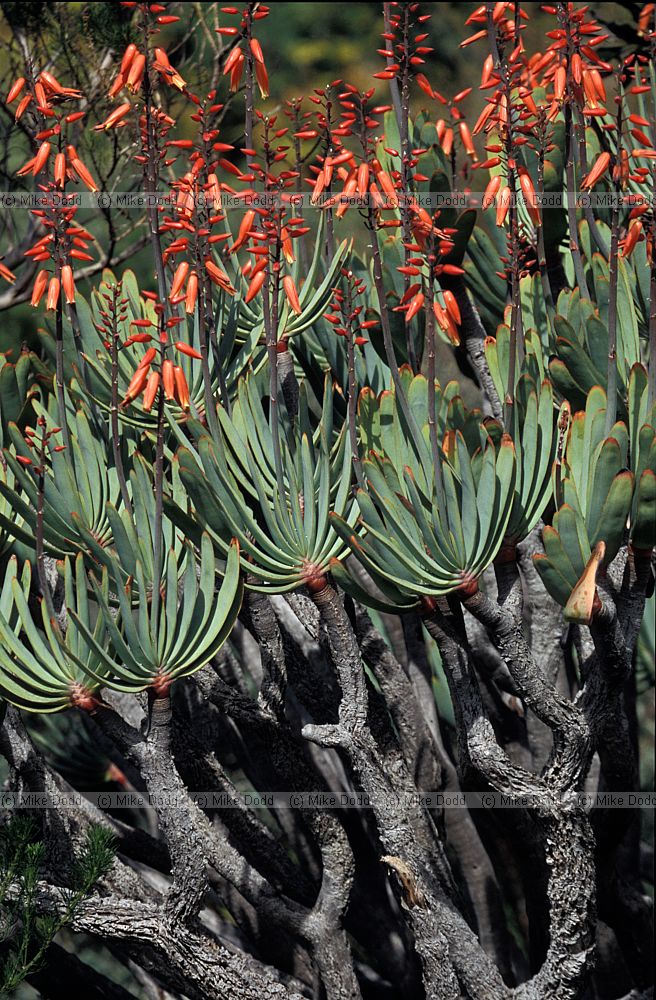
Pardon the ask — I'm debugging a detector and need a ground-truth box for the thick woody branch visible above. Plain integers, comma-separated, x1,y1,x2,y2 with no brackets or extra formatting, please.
354,602,443,789
11,884,305,1000
461,589,590,790
95,696,208,923
92,701,307,936
244,588,288,722
422,601,543,799
424,598,599,999
302,594,509,1000
192,665,362,999
309,581,368,735
513,810,596,1000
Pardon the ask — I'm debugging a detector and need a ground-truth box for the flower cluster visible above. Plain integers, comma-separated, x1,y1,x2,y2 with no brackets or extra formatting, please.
218,3,270,98
224,111,310,324
16,416,66,471
5,69,98,304
161,88,238,312
324,269,372,346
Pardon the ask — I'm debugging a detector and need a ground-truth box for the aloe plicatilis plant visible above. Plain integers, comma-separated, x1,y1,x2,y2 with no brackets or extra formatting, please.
0,3,653,999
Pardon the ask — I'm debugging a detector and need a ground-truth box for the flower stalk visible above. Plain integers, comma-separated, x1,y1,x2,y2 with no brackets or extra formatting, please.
605,83,624,435
424,274,445,500
562,5,590,300
108,283,133,518
54,263,73,461
34,425,56,624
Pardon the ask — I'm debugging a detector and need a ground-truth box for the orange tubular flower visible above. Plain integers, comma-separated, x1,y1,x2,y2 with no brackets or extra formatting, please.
232,209,256,251
281,228,295,265
95,102,132,131
639,3,655,34
250,38,265,64
0,261,16,284
336,173,357,218
16,157,35,178
496,185,511,226
46,276,60,310
613,149,630,186
458,122,478,161
441,127,454,157
311,171,326,203
375,168,396,199
322,158,334,186
205,258,236,294
67,149,99,192
254,59,269,99
588,68,606,102
15,94,32,120
622,221,643,257
127,53,146,91
518,170,540,225
415,73,435,98
223,45,242,77
433,301,460,345
554,64,566,101
185,271,198,313
174,341,203,360
39,70,79,97
478,156,501,170
162,359,176,400
122,366,150,406
582,151,610,190
582,72,598,108
245,269,266,303
461,29,487,47
480,53,494,87
405,291,424,323
34,81,47,110
632,127,652,148
153,48,186,91
31,270,49,306
443,289,461,325
169,261,190,300
206,173,221,209
173,365,190,409
283,275,302,315
7,77,25,103
137,347,158,371
472,102,494,135
121,43,138,74
32,141,51,176
61,265,76,304
228,51,245,92
54,152,67,188
108,73,126,99
142,371,161,412
357,163,370,195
